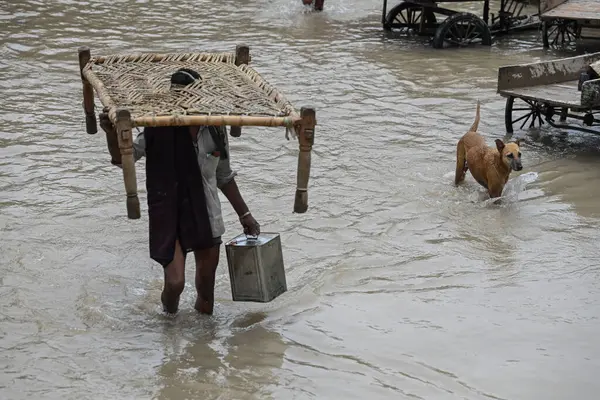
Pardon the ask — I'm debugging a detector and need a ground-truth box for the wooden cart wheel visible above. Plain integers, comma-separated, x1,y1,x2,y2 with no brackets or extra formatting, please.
542,19,582,48
432,12,492,49
505,96,551,134
384,1,437,34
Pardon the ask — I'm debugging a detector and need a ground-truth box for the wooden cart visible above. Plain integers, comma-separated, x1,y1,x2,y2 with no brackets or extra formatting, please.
382,0,541,49
540,0,600,48
77,44,316,219
497,52,600,135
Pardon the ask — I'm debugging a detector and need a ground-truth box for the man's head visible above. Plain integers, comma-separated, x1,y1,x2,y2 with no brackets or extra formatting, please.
495,138,523,171
170,68,201,88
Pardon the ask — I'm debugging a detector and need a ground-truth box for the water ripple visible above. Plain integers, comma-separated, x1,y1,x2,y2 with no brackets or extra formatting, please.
2,0,600,399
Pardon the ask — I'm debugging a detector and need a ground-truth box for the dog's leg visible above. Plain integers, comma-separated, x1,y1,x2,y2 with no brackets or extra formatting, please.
455,140,467,185
488,185,503,201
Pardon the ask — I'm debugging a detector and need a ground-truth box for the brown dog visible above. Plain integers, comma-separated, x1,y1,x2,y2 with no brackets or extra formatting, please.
455,101,523,199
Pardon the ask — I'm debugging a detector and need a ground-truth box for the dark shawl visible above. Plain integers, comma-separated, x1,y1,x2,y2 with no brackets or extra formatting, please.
143,126,214,267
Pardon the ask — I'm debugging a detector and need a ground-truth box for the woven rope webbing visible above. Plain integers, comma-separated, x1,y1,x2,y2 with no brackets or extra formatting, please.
83,52,297,120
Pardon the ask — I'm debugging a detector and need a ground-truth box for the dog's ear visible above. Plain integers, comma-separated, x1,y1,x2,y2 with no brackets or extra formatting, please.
495,139,505,152
514,138,521,147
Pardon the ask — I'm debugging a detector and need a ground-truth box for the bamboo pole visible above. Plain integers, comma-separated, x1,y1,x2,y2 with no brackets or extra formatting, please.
99,107,123,166
114,109,141,219
78,47,97,134
131,114,299,128
230,44,251,138
294,106,316,213
90,52,234,65
82,68,117,112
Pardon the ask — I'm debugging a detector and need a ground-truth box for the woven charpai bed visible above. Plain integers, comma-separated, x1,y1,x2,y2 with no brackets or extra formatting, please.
77,44,316,219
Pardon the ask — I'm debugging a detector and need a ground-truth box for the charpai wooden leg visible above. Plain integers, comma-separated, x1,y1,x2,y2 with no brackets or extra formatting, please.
99,107,123,166
78,46,97,134
230,44,251,138
294,106,316,213
114,109,141,219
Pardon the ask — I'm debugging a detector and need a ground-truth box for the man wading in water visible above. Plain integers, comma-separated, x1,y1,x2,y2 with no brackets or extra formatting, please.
100,68,260,315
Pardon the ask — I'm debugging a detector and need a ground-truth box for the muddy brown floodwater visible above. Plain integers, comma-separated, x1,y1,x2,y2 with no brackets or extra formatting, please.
2,0,600,399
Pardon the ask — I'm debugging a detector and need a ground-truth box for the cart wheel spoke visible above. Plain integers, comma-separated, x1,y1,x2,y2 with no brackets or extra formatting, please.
508,96,550,132
529,113,538,128
513,112,534,125
461,21,471,40
468,32,482,42
465,23,478,42
395,13,407,24
520,113,533,130
386,2,437,35
465,22,477,40
432,12,491,49
449,24,462,40
414,11,423,25
545,19,580,48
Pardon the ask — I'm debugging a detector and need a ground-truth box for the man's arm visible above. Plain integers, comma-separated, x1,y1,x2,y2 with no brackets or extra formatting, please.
99,112,146,166
220,178,259,236
132,131,146,161
220,178,249,217
215,130,260,236
111,132,145,168
215,130,246,216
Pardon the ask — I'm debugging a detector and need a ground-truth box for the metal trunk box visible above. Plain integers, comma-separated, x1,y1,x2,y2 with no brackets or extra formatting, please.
225,233,287,303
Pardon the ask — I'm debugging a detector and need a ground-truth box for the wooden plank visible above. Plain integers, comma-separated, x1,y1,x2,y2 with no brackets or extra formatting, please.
497,52,600,92
581,78,600,108
500,80,583,108
539,0,568,15
541,0,600,21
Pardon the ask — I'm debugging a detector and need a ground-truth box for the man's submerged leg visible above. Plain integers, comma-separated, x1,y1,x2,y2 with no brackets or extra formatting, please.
193,243,220,315
161,240,186,314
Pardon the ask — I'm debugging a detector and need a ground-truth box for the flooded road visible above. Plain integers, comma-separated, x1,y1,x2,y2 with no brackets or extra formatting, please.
2,0,600,399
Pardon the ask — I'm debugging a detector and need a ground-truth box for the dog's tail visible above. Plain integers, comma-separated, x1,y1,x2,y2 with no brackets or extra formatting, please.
469,100,480,132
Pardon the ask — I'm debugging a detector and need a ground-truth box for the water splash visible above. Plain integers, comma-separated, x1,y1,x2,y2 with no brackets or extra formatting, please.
482,171,542,206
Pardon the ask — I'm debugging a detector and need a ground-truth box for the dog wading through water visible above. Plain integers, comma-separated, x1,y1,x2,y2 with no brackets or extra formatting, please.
454,101,523,199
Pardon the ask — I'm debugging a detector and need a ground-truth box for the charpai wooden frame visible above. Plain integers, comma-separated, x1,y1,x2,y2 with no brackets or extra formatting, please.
77,44,316,219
